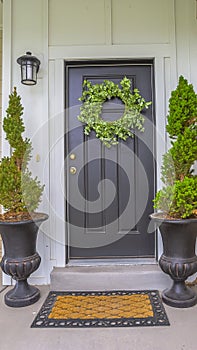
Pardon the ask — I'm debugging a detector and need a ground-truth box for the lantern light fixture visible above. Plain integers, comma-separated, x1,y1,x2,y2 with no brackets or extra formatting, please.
17,52,40,86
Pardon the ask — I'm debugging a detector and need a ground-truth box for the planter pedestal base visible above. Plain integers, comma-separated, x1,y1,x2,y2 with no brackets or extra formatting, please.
4,280,40,307
162,281,197,308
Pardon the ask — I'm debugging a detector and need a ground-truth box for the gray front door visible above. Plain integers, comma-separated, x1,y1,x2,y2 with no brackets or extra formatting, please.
65,61,155,261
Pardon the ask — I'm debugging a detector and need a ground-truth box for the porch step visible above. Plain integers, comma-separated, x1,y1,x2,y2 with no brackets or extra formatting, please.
50,264,171,291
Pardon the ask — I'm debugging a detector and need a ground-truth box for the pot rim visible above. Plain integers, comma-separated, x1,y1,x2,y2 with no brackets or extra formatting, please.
149,212,197,224
0,212,49,226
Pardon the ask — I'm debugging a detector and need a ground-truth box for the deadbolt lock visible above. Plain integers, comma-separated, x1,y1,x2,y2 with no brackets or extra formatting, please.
70,166,77,175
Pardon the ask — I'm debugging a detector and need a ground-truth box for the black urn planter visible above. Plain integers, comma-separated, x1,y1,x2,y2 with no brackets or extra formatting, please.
0,213,48,307
150,213,197,308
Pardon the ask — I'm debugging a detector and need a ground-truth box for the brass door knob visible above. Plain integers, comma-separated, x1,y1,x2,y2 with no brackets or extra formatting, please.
70,166,77,175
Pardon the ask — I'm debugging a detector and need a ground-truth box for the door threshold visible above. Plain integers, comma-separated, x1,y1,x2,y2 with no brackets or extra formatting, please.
67,258,157,267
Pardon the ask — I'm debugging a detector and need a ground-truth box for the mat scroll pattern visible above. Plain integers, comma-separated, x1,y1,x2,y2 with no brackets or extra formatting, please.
31,290,170,328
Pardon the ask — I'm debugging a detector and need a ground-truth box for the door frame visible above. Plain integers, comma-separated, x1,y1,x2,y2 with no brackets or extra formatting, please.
64,59,156,262
48,53,176,267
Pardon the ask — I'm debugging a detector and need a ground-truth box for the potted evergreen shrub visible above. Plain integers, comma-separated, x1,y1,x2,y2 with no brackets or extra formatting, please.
150,76,197,308
0,88,48,307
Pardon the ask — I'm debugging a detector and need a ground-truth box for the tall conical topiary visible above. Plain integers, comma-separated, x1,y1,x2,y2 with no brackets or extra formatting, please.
154,76,197,218
0,88,44,217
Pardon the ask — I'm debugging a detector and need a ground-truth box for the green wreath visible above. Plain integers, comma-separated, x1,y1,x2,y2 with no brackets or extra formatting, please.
78,77,151,148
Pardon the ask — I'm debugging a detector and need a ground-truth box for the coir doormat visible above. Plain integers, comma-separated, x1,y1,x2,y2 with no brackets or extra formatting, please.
31,290,170,328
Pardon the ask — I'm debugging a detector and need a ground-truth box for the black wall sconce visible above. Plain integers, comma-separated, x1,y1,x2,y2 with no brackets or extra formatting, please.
17,52,41,86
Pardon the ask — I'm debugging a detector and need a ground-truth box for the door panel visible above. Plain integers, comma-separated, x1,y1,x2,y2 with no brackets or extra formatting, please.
65,61,155,260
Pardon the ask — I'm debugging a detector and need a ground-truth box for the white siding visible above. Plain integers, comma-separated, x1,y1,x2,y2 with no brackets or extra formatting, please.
111,0,172,45
49,0,106,46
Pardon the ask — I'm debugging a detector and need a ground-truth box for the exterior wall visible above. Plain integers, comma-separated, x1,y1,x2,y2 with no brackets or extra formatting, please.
0,30,2,260
175,0,197,88
2,0,50,285
0,4,3,260
0,1,2,161
1,0,197,284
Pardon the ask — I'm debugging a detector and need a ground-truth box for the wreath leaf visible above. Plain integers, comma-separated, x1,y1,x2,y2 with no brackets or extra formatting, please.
78,77,151,148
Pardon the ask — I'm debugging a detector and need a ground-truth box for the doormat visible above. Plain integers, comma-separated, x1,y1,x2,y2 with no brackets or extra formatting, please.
31,290,170,328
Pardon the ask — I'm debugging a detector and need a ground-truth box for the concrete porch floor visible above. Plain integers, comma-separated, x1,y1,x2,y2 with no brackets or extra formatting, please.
0,283,197,350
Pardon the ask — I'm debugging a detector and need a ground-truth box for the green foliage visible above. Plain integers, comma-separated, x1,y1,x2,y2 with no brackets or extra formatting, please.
154,76,197,218
78,77,151,148
0,88,44,213
166,76,197,137
154,177,197,219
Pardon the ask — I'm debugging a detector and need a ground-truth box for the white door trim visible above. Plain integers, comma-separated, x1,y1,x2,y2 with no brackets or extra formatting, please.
49,52,176,266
